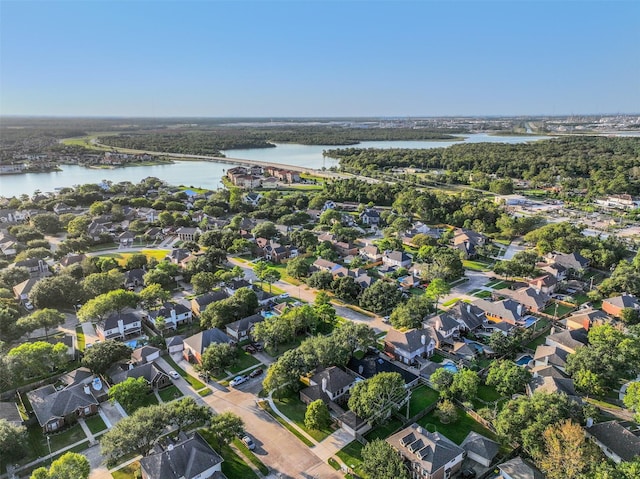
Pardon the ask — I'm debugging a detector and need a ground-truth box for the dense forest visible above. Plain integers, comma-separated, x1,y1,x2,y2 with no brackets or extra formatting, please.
96,127,459,156
326,136,640,195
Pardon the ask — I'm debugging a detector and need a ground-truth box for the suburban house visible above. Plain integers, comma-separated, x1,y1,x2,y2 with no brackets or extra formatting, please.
0,401,23,427
58,253,86,268
148,301,192,330
602,293,640,318
244,192,262,206
527,274,558,294
359,244,382,262
190,290,229,317
27,379,102,433
538,262,567,282
527,374,577,398
118,231,135,248
492,286,550,313
131,346,161,365
423,314,461,347
384,328,436,365
585,420,640,464
255,238,292,263
547,252,590,277
225,313,264,341
446,301,486,333
223,279,252,296
137,207,160,222
12,277,39,303
533,345,570,372
474,299,525,325
359,208,381,226
386,423,465,479
14,257,49,276
166,248,191,265
497,456,545,479
382,250,412,269
96,312,142,341
545,328,588,354
110,362,172,390
0,234,17,257
175,227,200,242
460,431,500,468
124,268,145,289
561,308,609,331
166,336,185,354
139,431,226,479
452,228,488,259
300,366,358,406
595,194,640,210
183,328,233,364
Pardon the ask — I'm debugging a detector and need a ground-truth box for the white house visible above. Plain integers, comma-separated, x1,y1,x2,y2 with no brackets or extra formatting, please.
96,312,142,341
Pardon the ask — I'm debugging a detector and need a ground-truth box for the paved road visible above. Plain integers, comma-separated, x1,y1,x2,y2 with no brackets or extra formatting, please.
204,377,342,479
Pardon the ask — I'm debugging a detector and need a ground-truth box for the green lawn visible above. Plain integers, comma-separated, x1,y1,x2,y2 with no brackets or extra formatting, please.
543,302,575,317
417,408,499,445
123,393,159,415
273,394,335,442
75,326,85,351
337,441,367,478
111,461,141,479
84,414,107,434
199,430,258,479
474,290,493,299
158,385,183,402
463,260,492,272
365,417,403,441
163,355,206,390
258,401,314,446
228,350,261,374
477,384,502,403
524,333,549,350
408,385,440,417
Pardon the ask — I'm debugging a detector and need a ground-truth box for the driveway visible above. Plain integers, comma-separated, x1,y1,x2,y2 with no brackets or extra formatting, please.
82,321,101,347
204,379,342,479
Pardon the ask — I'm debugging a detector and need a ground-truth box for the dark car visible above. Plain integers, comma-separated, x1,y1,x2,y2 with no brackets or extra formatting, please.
459,469,476,479
244,344,257,354
251,342,263,352
249,368,263,378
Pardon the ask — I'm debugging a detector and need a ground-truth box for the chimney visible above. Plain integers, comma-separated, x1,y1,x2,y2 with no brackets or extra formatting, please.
167,444,174,451
467,304,471,313
421,335,426,345
586,417,594,428
358,365,364,375
321,377,327,392
83,385,91,395
416,426,423,434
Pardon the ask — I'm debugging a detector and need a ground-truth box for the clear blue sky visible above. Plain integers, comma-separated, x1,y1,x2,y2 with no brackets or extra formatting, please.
1,0,638,117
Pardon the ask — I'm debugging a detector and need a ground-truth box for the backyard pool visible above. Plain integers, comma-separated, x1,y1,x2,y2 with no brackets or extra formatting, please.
515,354,533,366
520,316,538,328
463,339,485,353
125,337,148,349
442,361,459,373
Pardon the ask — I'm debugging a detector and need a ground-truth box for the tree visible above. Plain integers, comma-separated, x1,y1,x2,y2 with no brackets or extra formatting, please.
77,289,138,323
201,342,236,375
451,368,479,401
30,213,61,234
307,270,333,290
83,271,125,299
8,341,67,379
30,452,90,479
29,276,80,310
621,307,640,325
252,221,277,239
334,321,376,356
314,303,337,329
81,340,132,374
359,281,403,314
623,381,640,421
286,256,310,279
486,360,532,396
262,268,281,294
191,271,218,295
425,278,451,311
208,412,244,449
253,316,294,352
304,399,331,430
0,418,28,462
348,372,407,424
165,397,212,431
17,308,66,340
138,283,170,310
331,276,361,302
435,399,458,423
430,368,454,396
536,420,600,479
108,377,150,413
360,439,409,479
314,291,331,307
390,294,432,330
143,268,174,290
253,261,268,287
123,253,148,271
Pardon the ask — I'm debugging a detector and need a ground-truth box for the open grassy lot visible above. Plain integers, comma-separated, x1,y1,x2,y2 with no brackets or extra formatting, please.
84,414,107,434
273,394,335,442
97,249,170,266
408,385,440,417
417,408,499,445
75,325,85,351
463,260,493,272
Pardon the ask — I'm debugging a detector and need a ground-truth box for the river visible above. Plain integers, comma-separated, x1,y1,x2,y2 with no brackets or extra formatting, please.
0,133,550,197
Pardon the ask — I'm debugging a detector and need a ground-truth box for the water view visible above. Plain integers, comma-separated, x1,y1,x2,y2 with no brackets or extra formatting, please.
0,133,550,197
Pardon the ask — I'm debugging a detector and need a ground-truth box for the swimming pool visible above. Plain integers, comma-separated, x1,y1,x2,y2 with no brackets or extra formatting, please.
521,316,538,328
442,361,459,373
125,338,148,349
515,354,533,366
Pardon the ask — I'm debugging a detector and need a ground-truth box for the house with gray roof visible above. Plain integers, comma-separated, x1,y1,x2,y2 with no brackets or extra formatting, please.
382,250,412,268
140,431,226,479
447,301,486,332
110,362,171,390
474,298,524,325
461,431,500,467
497,456,545,479
384,328,436,365
183,328,233,364
534,345,570,372
27,382,100,433
545,328,588,354
225,313,264,341
190,290,229,317
148,301,192,330
300,366,358,405
131,346,161,365
548,251,590,277
493,286,550,313
561,308,609,331
387,422,465,479
602,293,640,318
585,420,640,464
96,312,142,341
527,375,577,398
0,401,23,426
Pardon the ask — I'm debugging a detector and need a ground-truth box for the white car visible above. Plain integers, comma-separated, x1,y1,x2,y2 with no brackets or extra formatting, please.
279,293,290,299
168,371,180,380
24,301,34,311
230,375,247,387
242,435,256,450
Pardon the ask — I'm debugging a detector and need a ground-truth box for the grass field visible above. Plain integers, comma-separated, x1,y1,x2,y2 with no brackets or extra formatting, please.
84,414,107,434
228,350,261,374
417,408,499,445
158,385,183,402
97,249,170,266
273,394,335,442
76,325,85,351
463,260,493,272
232,438,269,475
543,302,575,317
337,441,366,478
258,401,314,447
199,430,258,479
365,417,403,441
408,385,440,417
123,393,159,415
442,297,461,307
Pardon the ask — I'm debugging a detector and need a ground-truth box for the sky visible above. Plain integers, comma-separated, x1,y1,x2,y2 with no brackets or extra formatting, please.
1,0,639,117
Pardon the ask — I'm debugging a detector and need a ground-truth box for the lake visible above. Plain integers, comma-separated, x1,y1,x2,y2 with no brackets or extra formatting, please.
0,133,550,197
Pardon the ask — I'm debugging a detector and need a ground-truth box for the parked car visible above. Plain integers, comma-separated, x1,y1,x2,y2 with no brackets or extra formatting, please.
249,368,263,378
459,469,476,479
242,435,256,450
279,293,289,299
24,301,34,311
230,375,248,387
251,342,263,352
244,344,257,354
168,371,180,380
